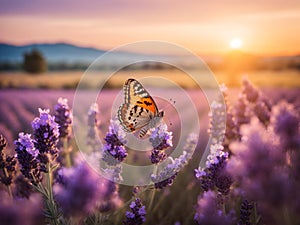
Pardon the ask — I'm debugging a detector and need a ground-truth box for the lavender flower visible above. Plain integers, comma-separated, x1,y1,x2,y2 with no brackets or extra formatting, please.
0,134,16,186
0,192,44,225
54,162,108,218
14,133,42,183
270,101,300,150
54,98,72,138
32,108,60,170
195,144,232,195
194,191,235,225
253,101,270,125
0,134,7,151
13,175,33,199
87,103,100,150
98,180,122,212
123,198,146,225
241,77,260,103
208,100,226,145
149,123,172,164
226,118,293,223
32,108,59,155
102,119,127,165
227,118,284,181
224,112,239,147
233,94,251,127
152,133,196,189
238,200,253,225
240,78,271,125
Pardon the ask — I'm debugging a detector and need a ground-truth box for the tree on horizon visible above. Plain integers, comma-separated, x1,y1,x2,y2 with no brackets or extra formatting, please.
22,49,47,74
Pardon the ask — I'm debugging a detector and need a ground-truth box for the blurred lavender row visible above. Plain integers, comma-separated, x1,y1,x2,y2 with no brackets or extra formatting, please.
0,78,299,225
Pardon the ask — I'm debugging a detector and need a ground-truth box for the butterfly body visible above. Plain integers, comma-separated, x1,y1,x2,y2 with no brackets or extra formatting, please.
118,78,164,138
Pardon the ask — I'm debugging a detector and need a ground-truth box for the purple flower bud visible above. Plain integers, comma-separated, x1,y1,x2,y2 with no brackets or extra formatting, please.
13,175,33,199
0,134,7,152
152,134,197,189
0,193,44,225
0,134,17,186
32,108,59,156
54,162,110,218
103,119,127,165
234,94,252,126
270,101,300,150
149,123,173,164
54,98,72,138
195,144,232,195
208,101,226,145
149,123,173,150
123,198,146,225
86,103,101,150
194,191,235,225
14,133,42,183
238,200,253,225
242,77,260,103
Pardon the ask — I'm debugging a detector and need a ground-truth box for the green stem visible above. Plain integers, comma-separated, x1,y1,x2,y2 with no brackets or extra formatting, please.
282,205,292,225
45,162,60,225
253,202,261,225
63,137,71,168
47,163,54,204
148,165,158,212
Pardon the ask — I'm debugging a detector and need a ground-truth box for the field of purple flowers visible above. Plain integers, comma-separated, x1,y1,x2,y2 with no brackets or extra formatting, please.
0,78,300,225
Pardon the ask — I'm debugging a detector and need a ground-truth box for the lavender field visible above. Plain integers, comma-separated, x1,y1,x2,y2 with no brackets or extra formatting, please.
0,81,300,225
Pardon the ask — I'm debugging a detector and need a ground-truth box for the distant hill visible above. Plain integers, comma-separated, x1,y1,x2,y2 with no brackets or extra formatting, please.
0,42,299,71
0,42,186,68
0,43,107,63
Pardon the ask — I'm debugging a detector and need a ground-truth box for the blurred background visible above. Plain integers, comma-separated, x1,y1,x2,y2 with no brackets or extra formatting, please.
1,2,300,224
0,0,299,89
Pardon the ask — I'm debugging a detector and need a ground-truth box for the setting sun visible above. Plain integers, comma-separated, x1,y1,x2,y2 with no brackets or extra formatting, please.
230,38,242,49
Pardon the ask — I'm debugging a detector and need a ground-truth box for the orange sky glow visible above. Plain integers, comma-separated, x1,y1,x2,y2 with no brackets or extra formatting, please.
0,0,300,56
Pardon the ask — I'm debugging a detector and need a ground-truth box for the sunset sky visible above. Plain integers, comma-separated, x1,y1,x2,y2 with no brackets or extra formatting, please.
1,0,300,56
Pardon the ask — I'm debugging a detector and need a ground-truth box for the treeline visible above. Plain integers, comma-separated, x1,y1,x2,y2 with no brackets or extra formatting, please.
1,49,300,72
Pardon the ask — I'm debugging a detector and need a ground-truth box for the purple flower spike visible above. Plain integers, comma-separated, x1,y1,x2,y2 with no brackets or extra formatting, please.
103,119,127,165
149,123,173,150
0,134,17,186
239,200,253,225
14,132,42,183
242,77,260,103
87,103,100,149
194,191,234,225
31,108,60,169
149,123,173,164
123,198,146,225
270,101,300,150
54,162,108,218
0,193,44,225
32,108,59,155
152,133,197,189
54,98,72,138
195,144,232,195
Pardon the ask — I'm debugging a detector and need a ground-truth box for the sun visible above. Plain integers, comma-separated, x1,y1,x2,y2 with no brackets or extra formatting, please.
230,38,242,49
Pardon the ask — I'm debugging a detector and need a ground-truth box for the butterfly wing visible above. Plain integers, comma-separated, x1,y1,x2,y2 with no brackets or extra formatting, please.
118,78,161,136
118,103,156,132
123,78,159,114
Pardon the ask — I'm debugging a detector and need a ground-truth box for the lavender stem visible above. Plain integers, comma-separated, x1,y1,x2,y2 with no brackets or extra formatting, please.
2,167,13,199
63,137,71,168
148,165,158,211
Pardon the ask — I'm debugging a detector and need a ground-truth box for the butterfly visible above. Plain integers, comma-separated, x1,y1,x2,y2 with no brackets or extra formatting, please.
118,78,164,138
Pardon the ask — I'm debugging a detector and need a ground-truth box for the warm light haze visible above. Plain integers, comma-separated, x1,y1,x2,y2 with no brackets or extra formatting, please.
230,38,242,50
0,0,300,56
